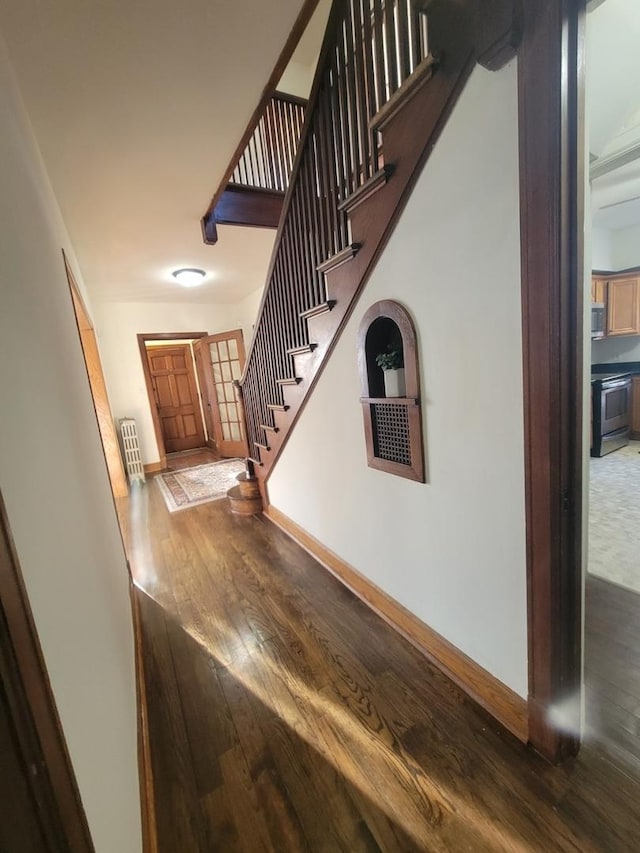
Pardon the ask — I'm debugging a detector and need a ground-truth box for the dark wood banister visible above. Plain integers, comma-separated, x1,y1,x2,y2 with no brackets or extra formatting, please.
240,0,345,381
200,0,322,245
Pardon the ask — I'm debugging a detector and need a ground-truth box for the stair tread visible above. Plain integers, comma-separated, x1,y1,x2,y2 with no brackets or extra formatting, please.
300,300,336,321
236,472,258,483
317,244,360,275
276,377,302,386
267,403,290,412
260,423,279,433
287,343,317,356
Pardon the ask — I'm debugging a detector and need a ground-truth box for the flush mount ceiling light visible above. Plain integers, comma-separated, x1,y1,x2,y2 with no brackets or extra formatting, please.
172,268,206,287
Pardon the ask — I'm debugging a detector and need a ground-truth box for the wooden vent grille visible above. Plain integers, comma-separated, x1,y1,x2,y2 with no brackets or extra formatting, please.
372,403,411,465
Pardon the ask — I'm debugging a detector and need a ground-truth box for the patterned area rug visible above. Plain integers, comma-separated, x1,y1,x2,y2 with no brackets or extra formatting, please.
155,459,245,512
588,441,640,594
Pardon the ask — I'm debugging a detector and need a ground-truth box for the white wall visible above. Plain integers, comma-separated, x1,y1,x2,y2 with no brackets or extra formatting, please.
590,223,640,363
591,226,613,270
612,222,640,270
0,35,141,852
94,289,262,463
278,59,315,98
268,63,528,697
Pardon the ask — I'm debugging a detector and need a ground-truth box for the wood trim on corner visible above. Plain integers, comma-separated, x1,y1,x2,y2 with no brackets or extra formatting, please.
64,252,128,500
131,585,158,853
0,492,94,852
265,505,529,743
518,0,584,762
143,462,163,475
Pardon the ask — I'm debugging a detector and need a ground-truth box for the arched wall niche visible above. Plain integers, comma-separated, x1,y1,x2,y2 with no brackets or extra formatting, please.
357,300,425,482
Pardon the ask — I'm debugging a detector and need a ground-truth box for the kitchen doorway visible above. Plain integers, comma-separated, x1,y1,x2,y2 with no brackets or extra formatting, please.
584,0,640,776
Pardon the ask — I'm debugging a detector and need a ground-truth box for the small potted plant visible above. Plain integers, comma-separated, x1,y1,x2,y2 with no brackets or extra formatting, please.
375,344,405,397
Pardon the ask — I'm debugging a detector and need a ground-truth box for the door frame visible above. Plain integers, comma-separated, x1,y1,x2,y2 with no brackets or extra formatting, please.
0,491,93,852
519,0,585,762
64,252,128,499
137,332,208,471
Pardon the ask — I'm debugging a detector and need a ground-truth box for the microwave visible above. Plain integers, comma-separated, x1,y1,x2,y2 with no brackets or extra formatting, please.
591,303,605,339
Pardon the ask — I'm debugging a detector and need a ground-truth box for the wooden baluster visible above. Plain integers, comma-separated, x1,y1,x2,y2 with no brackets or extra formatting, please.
409,0,423,70
384,0,398,97
372,0,386,111
361,0,377,127
351,0,372,181
296,147,318,312
288,190,306,347
302,147,324,307
250,135,263,188
397,0,411,83
266,99,285,192
281,101,295,183
343,10,360,193
315,84,335,260
328,49,349,249
256,115,270,189
322,80,339,258
275,99,290,191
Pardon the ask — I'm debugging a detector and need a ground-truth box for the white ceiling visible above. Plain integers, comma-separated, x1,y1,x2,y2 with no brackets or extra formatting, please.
0,0,318,304
588,0,640,231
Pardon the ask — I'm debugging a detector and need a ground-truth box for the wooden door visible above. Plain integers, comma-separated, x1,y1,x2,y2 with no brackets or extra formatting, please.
146,345,205,453
65,255,128,498
198,330,247,458
192,340,217,450
607,277,639,336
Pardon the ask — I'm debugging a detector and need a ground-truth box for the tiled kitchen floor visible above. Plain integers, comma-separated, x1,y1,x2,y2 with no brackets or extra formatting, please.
588,440,640,594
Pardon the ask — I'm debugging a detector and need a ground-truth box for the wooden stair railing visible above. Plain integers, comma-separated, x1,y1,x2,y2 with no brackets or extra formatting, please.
203,93,307,242
239,0,520,493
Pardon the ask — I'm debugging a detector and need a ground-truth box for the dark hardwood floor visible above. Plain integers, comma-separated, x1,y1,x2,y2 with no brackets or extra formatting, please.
585,575,640,776
119,481,640,852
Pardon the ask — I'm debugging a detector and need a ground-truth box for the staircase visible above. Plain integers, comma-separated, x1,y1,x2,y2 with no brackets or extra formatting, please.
234,0,519,498
202,93,307,244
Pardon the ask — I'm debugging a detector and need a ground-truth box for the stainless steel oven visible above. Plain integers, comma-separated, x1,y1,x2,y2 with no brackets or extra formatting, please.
591,373,631,457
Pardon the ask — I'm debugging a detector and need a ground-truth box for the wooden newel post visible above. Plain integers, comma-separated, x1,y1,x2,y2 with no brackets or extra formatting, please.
233,379,251,460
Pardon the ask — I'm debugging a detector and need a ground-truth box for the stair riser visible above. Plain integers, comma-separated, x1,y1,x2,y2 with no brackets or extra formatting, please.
229,497,263,515
238,482,260,499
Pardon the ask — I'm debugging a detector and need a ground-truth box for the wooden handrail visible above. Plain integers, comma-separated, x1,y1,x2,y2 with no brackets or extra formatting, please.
240,0,435,464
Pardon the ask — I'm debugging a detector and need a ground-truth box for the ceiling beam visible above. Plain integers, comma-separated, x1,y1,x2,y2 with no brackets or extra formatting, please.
591,140,640,180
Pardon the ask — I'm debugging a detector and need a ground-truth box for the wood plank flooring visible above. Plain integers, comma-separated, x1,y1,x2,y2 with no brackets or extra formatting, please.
120,481,640,852
585,575,640,775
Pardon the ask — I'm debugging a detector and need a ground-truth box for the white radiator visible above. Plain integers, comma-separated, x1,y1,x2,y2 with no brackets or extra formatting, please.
118,418,145,484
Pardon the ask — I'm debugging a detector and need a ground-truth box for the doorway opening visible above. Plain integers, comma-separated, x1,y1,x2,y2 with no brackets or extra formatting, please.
138,329,248,471
584,0,640,776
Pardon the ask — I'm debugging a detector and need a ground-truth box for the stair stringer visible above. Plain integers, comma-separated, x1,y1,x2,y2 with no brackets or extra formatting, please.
253,13,480,494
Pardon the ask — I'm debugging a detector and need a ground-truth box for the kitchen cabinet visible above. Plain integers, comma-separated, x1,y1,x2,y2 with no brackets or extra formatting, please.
631,376,640,440
591,276,607,305
607,276,640,336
